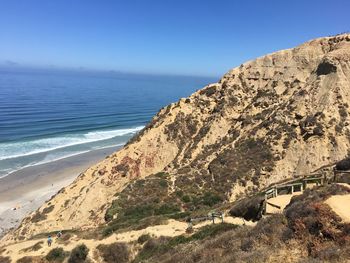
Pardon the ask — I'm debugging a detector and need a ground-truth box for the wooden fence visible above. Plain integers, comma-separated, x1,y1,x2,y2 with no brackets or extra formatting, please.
262,173,325,214
186,212,224,230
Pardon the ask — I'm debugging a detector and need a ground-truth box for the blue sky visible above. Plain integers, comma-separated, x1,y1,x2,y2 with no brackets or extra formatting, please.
0,0,349,77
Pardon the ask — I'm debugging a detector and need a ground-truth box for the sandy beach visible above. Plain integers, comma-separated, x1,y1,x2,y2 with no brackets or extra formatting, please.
0,145,121,237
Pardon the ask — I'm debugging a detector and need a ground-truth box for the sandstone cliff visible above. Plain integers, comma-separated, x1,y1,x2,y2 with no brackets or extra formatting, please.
3,33,350,243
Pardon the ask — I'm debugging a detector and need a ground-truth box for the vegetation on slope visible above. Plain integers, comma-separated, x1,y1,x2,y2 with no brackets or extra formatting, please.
136,184,350,263
103,171,223,236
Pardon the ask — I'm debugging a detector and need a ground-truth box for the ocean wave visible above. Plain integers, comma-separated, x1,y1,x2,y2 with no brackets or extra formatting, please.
0,143,125,179
0,126,143,161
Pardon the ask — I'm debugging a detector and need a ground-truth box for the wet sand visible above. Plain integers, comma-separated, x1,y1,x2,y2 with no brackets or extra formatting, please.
0,146,121,237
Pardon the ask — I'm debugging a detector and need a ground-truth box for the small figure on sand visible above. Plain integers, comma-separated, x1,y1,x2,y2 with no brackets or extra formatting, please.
47,235,52,247
57,230,62,238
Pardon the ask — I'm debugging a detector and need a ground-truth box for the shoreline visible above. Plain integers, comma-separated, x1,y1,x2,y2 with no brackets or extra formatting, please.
0,145,121,237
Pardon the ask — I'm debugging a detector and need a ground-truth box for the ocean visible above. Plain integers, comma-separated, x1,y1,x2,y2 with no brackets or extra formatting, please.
0,69,215,178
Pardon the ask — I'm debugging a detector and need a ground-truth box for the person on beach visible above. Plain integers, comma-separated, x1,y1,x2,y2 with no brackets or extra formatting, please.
47,235,52,247
57,230,62,238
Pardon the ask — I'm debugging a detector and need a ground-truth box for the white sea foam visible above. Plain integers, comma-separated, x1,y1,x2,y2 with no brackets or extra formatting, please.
0,126,143,161
0,143,126,179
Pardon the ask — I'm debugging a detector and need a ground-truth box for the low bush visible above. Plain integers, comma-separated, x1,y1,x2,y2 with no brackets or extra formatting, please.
16,257,35,263
31,205,55,223
68,244,89,263
134,223,237,262
20,241,43,252
137,234,151,244
190,223,237,241
97,243,129,263
0,256,10,263
132,184,350,262
45,247,66,262
181,195,191,203
202,192,223,207
134,237,170,262
168,211,190,220
285,185,350,258
154,204,180,215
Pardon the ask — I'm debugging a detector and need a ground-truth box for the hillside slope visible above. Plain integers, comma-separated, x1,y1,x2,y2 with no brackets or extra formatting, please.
3,33,350,243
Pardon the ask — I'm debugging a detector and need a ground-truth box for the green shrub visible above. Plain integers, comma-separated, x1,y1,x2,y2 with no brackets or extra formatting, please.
20,241,43,252
134,223,237,262
31,205,55,223
31,211,47,223
175,190,183,197
97,243,129,263
103,171,180,235
45,247,66,262
169,211,190,220
158,179,168,188
0,256,11,263
137,234,151,244
154,204,180,215
202,192,223,207
32,241,43,251
181,195,191,203
42,205,55,214
16,257,34,263
192,223,237,240
124,204,154,219
68,244,89,263
134,237,170,262
154,172,169,178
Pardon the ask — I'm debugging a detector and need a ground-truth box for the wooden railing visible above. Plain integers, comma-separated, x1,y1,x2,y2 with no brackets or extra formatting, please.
262,173,325,214
186,212,224,230
333,170,350,182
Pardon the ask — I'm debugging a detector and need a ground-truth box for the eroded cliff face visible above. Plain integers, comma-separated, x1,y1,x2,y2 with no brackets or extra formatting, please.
4,34,350,242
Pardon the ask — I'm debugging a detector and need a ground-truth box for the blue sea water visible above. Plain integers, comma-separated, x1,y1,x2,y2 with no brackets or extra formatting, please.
0,69,215,178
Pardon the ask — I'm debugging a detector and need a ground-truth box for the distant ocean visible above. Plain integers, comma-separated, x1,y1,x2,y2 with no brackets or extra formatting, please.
0,69,215,178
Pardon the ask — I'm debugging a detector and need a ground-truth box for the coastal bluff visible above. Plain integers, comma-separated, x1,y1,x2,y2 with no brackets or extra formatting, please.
1,34,350,262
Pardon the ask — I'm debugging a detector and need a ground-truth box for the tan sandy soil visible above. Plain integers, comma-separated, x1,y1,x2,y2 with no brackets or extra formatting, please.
1,217,253,262
325,194,350,223
325,183,350,223
266,193,302,214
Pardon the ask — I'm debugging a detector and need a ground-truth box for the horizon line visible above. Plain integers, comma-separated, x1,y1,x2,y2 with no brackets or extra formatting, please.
0,63,220,79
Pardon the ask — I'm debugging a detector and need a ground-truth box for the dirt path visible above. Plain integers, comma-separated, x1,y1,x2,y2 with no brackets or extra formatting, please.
1,217,254,262
325,194,350,223
266,193,302,214
325,184,350,223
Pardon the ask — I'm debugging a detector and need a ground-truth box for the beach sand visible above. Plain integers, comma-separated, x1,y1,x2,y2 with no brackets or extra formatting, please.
0,146,121,237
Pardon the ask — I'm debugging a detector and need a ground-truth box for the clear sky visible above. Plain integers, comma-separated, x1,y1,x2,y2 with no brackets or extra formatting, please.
0,0,349,77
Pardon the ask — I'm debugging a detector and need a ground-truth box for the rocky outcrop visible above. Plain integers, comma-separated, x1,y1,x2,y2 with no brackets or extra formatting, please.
3,34,350,243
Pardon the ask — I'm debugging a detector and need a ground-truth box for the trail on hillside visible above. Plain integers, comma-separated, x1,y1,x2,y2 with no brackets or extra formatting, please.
2,217,254,262
325,184,350,223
